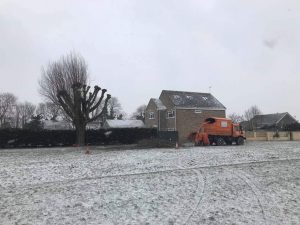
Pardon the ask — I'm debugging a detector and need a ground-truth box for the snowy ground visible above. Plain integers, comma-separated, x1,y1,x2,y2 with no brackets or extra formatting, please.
0,141,299,225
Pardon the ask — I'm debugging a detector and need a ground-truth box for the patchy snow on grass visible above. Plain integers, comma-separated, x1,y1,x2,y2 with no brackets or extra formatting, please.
0,141,299,225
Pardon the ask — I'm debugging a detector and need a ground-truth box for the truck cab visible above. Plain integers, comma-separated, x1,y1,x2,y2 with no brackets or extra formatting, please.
233,124,244,137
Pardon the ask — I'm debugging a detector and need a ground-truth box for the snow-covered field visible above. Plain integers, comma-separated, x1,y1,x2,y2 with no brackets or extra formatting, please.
0,141,299,225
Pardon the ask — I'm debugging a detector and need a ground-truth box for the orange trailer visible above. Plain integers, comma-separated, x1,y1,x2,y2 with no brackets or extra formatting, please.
193,117,246,146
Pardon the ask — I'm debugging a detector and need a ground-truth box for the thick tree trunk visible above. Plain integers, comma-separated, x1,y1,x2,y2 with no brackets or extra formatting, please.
75,123,86,146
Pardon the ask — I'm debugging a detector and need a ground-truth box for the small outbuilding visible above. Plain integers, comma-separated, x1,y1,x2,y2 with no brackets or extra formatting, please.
43,120,73,130
103,120,144,129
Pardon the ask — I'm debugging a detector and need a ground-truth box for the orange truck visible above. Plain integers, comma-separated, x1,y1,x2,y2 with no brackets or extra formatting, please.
192,117,246,146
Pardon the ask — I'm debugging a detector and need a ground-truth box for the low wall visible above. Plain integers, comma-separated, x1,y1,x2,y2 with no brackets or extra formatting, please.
291,132,300,141
246,131,300,141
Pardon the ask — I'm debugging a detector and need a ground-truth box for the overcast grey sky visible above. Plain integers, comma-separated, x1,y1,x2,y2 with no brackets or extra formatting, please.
0,0,299,119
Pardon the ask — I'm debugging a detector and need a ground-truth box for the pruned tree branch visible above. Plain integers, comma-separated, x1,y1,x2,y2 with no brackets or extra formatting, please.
88,94,111,123
89,89,107,113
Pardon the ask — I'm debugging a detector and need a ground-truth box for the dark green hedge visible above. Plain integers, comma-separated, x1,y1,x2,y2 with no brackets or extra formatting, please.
0,128,157,148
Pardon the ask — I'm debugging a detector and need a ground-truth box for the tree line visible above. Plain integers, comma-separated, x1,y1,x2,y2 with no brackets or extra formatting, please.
0,93,127,129
227,105,262,124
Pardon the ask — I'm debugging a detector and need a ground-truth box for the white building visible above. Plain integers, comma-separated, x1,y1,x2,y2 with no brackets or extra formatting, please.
103,120,144,129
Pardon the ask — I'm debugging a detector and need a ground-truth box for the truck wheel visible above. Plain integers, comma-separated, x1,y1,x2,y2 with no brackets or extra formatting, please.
216,137,226,146
236,137,245,145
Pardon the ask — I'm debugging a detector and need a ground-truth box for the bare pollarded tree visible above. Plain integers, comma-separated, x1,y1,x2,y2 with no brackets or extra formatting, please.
0,92,17,127
39,52,111,145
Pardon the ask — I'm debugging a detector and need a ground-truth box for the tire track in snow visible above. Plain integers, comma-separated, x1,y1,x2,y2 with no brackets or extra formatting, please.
227,169,269,225
181,169,206,225
2,158,299,191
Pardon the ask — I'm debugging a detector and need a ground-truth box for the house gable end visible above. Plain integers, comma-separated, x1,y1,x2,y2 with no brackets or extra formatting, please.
159,91,175,110
145,99,160,128
276,112,297,125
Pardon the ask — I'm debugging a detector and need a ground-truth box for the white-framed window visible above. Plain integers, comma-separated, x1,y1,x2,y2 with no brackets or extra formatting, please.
221,121,228,127
149,112,154,119
167,110,175,118
195,109,202,114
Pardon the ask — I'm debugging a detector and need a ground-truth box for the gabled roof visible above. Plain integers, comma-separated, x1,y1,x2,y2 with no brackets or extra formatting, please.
252,112,296,126
161,90,226,109
150,98,167,110
104,120,144,128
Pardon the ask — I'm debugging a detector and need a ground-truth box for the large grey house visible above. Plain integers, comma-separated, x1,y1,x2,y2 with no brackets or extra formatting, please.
145,90,226,142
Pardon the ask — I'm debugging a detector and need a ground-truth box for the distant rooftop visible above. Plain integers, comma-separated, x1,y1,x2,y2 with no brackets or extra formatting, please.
252,112,294,125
